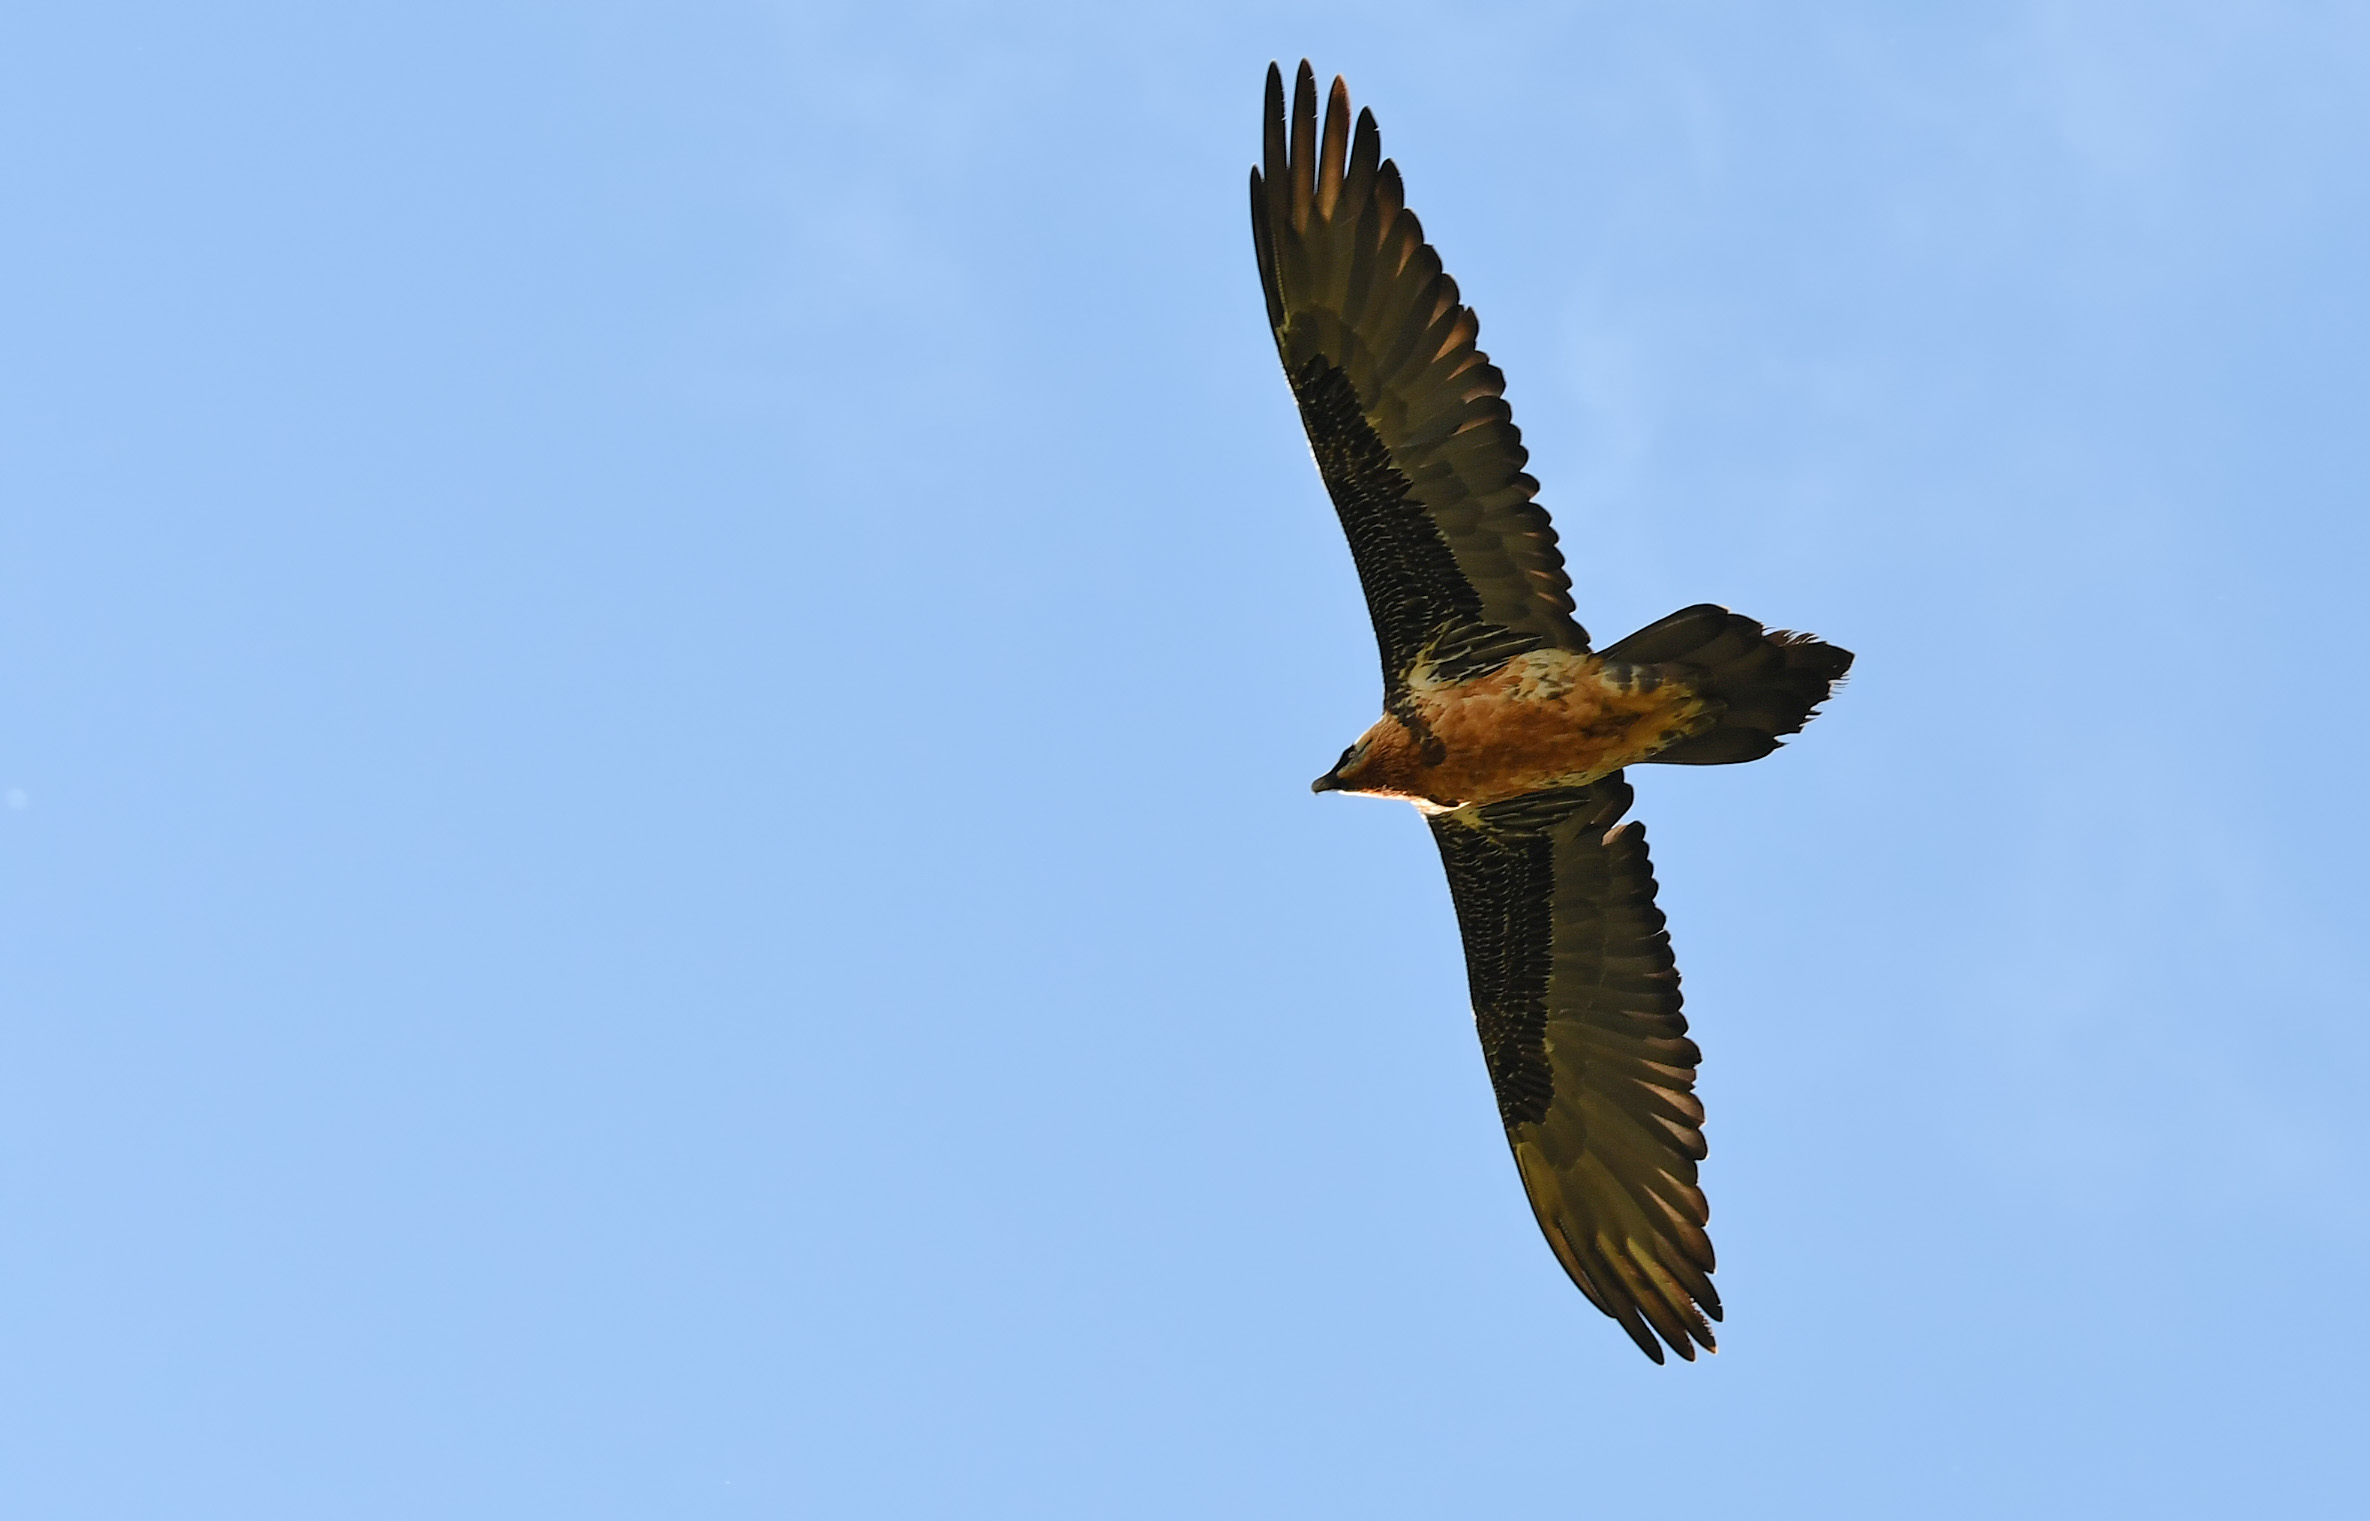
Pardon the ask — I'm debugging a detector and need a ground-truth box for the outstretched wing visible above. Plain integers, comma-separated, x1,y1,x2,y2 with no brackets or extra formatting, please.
1429,778,1718,1363
1251,61,1587,692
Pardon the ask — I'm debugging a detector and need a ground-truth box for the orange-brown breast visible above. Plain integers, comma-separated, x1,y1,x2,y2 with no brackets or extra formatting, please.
1355,650,1716,809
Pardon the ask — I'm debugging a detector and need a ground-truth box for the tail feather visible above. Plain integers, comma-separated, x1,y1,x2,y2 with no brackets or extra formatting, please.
1602,603,1852,766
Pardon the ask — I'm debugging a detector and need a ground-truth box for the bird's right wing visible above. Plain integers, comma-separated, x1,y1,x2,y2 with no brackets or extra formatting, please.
1429,778,1719,1363
1252,62,1588,693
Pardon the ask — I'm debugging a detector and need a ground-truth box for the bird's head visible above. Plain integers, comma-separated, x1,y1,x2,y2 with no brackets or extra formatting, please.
1310,736,1370,794
1311,717,1430,797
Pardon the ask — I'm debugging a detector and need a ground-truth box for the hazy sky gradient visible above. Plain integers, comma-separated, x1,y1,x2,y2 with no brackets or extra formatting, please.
5,2,2367,1515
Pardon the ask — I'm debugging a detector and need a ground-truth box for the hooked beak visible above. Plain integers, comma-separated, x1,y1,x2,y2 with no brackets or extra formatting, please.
1311,770,1343,794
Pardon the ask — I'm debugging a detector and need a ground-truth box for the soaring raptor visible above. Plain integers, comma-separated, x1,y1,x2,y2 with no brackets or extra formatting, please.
1252,62,1852,1362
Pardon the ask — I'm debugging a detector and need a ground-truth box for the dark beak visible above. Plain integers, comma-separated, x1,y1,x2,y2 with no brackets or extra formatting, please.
1311,770,1342,794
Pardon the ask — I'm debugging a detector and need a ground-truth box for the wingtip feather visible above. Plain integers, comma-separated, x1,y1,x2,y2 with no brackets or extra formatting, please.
1316,75,1351,217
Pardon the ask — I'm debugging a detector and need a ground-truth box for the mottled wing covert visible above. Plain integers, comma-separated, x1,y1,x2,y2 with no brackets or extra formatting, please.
1429,777,1719,1362
1251,61,1587,692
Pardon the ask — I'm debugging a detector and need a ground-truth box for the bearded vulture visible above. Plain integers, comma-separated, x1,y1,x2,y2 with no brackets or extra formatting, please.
1252,61,1852,1363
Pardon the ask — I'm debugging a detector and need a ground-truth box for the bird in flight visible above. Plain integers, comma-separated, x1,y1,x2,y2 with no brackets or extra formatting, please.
1251,62,1851,1363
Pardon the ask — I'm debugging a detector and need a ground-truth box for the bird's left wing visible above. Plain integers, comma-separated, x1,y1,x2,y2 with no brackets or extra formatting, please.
1429,778,1720,1363
1252,62,1587,694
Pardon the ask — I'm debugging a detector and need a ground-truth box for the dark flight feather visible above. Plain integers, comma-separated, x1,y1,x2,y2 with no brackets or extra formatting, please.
1429,777,1718,1363
1251,63,1585,693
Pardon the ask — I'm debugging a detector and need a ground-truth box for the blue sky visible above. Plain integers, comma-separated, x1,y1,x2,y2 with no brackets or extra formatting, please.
4,2,2367,1515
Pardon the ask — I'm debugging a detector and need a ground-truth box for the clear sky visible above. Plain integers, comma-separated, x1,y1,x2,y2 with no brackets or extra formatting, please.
4,2,2367,1516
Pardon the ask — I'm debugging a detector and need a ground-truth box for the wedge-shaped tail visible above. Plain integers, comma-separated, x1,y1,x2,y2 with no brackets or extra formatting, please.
1603,604,1854,767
